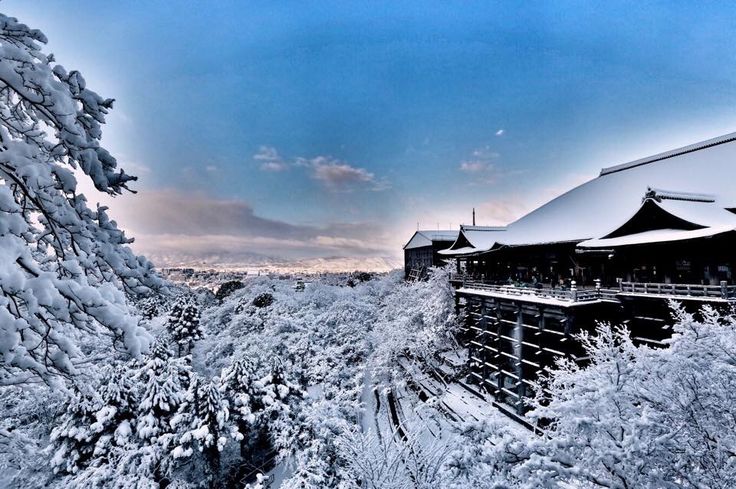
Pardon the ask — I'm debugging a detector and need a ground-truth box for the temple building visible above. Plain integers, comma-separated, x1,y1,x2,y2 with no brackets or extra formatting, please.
406,132,736,421
402,229,458,279
439,132,736,287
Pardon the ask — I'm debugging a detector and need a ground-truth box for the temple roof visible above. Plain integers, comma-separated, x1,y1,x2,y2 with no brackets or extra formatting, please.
440,132,736,256
403,230,459,250
438,225,505,255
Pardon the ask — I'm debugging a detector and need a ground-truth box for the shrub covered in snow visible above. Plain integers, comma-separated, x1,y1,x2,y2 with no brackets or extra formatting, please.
215,281,245,302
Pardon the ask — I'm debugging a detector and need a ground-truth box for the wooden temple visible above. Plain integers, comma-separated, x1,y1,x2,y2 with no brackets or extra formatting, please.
412,132,736,418
403,229,459,279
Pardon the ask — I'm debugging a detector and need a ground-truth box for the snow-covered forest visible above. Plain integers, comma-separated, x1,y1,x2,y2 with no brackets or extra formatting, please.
1,10,736,489
5,264,736,488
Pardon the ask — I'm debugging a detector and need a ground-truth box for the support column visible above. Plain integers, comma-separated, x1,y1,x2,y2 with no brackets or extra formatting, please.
515,304,525,414
479,300,489,386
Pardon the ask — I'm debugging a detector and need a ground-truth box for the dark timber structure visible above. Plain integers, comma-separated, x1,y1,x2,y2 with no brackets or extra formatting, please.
403,230,459,279
413,132,736,418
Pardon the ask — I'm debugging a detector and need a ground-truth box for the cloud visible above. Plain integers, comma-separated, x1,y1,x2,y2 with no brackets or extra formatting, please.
496,129,505,136
459,146,501,182
254,146,289,172
104,189,398,264
478,197,530,224
459,161,492,173
254,146,389,191
299,156,389,192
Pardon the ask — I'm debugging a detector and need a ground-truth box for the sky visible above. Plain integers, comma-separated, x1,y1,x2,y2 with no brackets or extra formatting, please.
7,1,736,269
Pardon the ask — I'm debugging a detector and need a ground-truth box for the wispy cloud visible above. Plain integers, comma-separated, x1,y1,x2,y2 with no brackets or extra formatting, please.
254,146,389,191
458,145,501,182
459,161,493,173
495,129,505,136
254,145,289,172
297,155,390,192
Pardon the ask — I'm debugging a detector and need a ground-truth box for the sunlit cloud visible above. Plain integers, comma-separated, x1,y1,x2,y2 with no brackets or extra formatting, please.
100,189,398,265
459,146,501,183
297,155,390,192
254,145,289,172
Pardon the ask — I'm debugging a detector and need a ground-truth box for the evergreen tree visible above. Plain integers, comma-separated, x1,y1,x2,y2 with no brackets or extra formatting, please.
221,358,261,455
259,358,301,424
221,358,269,484
87,364,137,466
138,295,167,320
167,299,203,356
173,375,229,489
215,280,244,302
0,12,163,386
49,387,103,475
135,341,186,485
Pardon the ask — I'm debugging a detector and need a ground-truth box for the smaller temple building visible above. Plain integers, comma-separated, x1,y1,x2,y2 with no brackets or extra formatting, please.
403,230,458,279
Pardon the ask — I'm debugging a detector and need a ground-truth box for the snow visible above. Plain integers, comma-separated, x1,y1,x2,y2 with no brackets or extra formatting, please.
503,139,736,244
578,225,735,248
442,134,736,255
403,230,459,250
599,131,736,176
457,286,605,306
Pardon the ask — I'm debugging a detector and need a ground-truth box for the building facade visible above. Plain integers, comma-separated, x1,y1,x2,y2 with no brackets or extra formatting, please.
413,133,736,420
403,230,459,279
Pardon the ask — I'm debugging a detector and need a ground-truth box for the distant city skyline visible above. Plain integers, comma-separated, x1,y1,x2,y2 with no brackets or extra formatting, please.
8,1,736,269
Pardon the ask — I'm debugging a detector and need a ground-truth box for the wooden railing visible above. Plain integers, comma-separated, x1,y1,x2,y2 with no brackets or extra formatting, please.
456,281,608,303
453,276,736,302
618,281,736,299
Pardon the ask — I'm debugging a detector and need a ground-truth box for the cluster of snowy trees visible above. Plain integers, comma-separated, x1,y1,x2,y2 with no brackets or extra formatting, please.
4,292,301,488
0,266,459,488
191,269,459,487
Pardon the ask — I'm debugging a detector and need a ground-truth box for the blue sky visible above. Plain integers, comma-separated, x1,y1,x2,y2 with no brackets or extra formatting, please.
8,1,736,267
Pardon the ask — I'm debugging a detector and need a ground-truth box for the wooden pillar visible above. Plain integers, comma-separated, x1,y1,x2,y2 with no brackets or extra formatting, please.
479,300,489,385
515,304,525,414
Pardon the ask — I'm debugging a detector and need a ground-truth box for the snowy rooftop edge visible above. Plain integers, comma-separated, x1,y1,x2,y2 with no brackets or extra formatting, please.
600,131,736,176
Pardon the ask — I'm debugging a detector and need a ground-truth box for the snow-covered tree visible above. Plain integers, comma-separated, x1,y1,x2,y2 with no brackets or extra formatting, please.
259,358,301,423
137,341,183,436
49,387,103,476
167,299,204,356
173,375,229,489
0,13,162,386
138,294,168,321
220,357,261,454
370,267,458,387
215,280,244,302
44,342,194,488
340,424,453,489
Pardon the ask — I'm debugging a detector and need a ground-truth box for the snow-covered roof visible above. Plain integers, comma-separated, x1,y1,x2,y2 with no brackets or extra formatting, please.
599,132,736,176
403,230,459,250
441,132,736,256
578,226,735,249
438,225,506,255
577,197,736,248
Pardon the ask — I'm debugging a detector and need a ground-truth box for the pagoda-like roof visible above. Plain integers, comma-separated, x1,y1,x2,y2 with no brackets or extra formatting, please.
440,132,736,256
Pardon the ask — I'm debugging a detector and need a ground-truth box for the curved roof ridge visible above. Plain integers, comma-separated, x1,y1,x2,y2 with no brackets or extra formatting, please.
600,132,736,177
459,224,506,231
